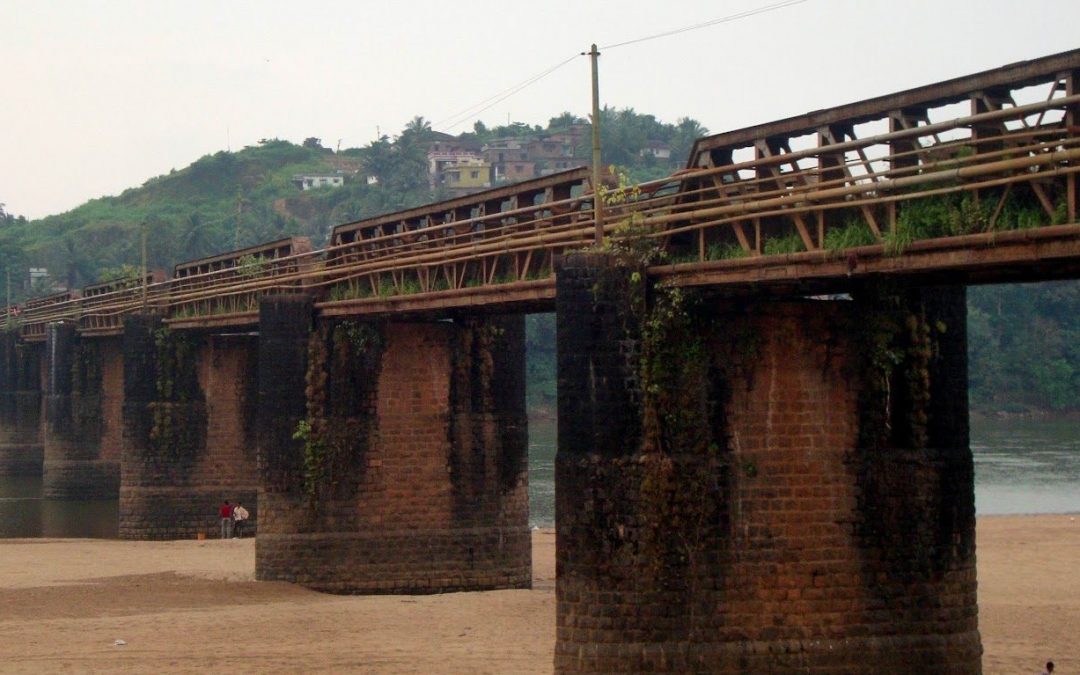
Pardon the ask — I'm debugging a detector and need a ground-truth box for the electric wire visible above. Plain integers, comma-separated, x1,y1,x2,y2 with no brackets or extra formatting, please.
432,0,809,133
601,0,810,50
434,54,580,132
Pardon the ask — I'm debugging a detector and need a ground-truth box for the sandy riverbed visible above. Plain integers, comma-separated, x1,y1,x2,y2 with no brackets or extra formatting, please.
0,516,1075,673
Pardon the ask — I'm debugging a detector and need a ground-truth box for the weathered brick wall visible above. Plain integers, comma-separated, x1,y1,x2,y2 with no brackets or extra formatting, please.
120,316,259,539
99,338,125,464
554,253,980,674
42,323,119,499
0,333,43,475
256,294,529,594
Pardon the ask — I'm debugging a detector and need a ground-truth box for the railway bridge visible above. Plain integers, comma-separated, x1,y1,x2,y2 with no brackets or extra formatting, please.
4,48,1080,673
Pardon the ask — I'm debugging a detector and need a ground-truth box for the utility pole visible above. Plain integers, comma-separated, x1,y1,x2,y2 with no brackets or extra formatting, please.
587,43,604,246
235,187,243,250
140,223,148,312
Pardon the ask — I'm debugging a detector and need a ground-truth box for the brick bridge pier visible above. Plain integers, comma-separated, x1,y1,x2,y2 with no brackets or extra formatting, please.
0,331,43,476
42,321,122,499
119,315,260,539
553,252,980,673
254,294,531,593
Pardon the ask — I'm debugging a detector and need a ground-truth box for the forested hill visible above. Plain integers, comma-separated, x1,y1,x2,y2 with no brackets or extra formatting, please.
1,109,1078,415
968,282,1080,414
0,136,428,293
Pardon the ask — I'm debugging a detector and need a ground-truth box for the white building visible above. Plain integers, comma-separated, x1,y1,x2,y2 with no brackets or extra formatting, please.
293,174,345,190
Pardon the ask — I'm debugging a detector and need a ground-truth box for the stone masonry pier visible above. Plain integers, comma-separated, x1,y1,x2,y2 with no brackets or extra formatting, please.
120,315,259,539
0,331,43,476
553,252,980,674
255,294,530,594
42,322,122,499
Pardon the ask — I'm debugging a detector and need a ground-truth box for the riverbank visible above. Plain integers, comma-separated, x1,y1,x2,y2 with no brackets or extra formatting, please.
0,516,1075,673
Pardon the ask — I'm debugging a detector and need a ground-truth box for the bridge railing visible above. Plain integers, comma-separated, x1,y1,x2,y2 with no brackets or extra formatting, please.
316,168,598,305
673,51,1080,263
648,90,1080,265
167,237,313,325
78,272,168,335
19,290,80,339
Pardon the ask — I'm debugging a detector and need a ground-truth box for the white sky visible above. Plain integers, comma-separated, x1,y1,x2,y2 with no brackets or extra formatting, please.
2,0,1078,219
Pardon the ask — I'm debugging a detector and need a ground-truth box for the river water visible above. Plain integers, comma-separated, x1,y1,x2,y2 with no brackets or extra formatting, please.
524,417,1080,527
1,417,1076,536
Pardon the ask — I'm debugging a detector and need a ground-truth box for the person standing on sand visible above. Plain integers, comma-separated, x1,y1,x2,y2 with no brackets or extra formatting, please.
232,502,249,538
219,501,233,539
1042,661,1054,675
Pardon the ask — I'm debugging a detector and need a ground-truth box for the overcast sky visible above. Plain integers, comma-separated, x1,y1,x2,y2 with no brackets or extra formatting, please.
2,0,1079,219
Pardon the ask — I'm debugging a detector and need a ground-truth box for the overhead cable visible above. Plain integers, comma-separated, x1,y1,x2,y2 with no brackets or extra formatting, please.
601,0,809,50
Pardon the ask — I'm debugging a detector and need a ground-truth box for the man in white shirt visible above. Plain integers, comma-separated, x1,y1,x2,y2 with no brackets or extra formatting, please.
232,503,250,538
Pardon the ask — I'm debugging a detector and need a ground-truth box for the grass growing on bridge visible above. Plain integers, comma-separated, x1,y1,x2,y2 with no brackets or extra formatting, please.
824,216,878,251
706,242,750,261
884,192,1057,255
762,233,805,256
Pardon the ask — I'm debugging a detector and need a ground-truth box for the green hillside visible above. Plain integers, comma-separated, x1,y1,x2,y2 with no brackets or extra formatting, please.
1,137,432,293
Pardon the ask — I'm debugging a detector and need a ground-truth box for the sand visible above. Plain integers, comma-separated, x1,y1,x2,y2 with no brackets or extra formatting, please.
0,517,1075,674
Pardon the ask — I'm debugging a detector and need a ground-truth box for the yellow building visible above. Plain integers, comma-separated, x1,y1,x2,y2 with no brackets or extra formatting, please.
443,157,491,190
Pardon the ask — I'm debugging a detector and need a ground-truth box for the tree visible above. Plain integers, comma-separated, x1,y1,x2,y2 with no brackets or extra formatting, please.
180,213,218,261
56,235,97,289
401,116,433,142
385,121,431,197
303,137,324,149
670,117,710,166
0,203,27,229
360,135,394,183
548,112,586,131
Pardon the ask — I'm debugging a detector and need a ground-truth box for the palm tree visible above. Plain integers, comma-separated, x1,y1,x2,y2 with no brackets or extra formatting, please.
57,235,97,290
180,213,217,262
404,115,432,136
671,118,710,165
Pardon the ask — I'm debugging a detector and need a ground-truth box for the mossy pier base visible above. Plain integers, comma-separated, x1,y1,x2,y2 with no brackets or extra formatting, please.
42,321,120,499
554,251,980,674
255,294,530,594
0,332,43,476
119,315,259,539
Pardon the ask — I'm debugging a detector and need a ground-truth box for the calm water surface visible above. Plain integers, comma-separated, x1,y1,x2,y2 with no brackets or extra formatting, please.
1,417,1076,536
0,475,118,538
970,417,1080,516
527,417,1080,527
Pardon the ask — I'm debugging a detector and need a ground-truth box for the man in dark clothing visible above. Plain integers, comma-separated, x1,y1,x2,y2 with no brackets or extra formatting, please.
219,501,233,539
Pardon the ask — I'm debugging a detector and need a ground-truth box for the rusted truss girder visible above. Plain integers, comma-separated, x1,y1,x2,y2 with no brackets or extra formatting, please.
688,47,1080,165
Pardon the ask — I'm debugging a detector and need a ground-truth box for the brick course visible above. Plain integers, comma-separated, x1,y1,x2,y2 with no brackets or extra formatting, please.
0,333,43,475
256,294,530,593
120,316,259,539
42,323,119,499
554,253,980,674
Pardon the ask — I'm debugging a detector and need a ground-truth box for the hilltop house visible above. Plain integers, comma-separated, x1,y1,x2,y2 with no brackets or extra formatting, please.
426,134,484,189
442,157,492,194
640,140,673,160
292,173,345,190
